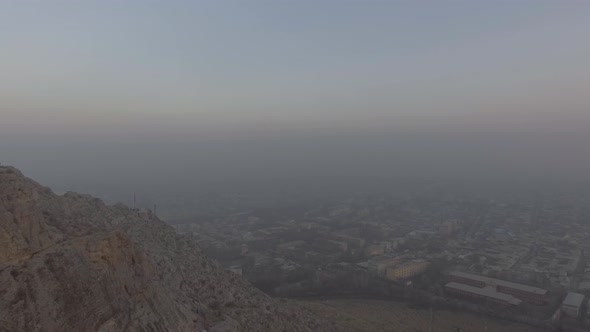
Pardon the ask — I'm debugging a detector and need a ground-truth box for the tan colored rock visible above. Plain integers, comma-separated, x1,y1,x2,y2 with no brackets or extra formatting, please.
0,166,339,332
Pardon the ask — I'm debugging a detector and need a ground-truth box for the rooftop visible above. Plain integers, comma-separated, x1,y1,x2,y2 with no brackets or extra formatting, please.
369,255,401,264
562,292,585,308
445,282,522,305
449,271,547,295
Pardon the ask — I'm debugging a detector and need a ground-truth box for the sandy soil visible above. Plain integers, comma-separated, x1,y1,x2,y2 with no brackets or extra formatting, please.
297,298,545,332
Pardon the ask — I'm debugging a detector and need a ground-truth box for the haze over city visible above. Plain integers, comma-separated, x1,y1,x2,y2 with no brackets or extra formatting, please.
2,1,590,190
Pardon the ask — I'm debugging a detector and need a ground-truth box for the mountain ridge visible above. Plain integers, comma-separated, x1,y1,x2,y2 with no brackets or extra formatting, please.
0,165,338,332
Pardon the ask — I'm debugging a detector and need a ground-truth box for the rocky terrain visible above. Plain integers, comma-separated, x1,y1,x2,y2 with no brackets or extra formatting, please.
0,166,339,332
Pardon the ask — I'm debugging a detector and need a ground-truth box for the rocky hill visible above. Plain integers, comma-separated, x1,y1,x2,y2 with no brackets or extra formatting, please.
0,166,339,332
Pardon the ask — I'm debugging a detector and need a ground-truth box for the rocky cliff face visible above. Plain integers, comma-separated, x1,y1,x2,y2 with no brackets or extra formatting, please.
0,166,338,332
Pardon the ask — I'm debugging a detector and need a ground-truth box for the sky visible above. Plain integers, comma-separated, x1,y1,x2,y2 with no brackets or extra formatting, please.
1,1,590,189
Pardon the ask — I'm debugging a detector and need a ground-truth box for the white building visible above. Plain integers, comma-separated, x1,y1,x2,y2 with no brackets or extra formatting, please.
561,292,585,317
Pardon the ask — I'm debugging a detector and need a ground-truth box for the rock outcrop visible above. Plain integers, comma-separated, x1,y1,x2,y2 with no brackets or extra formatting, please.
0,166,338,332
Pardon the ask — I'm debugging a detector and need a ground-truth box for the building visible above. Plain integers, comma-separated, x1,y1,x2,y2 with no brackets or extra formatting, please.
386,259,429,280
326,240,348,252
137,209,153,219
367,255,403,277
226,262,243,275
364,244,385,257
335,234,366,249
240,243,249,255
561,292,585,318
277,240,306,252
445,282,522,306
448,271,547,304
438,220,456,237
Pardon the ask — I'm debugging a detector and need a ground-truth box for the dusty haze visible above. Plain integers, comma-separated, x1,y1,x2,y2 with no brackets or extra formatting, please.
1,1,590,203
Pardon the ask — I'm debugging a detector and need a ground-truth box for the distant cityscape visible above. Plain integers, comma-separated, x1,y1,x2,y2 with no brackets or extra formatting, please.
172,189,590,330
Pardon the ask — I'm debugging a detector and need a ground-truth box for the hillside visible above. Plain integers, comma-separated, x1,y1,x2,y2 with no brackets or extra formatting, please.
0,166,339,332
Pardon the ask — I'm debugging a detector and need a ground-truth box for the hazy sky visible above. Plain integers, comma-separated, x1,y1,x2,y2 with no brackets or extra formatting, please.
2,1,590,187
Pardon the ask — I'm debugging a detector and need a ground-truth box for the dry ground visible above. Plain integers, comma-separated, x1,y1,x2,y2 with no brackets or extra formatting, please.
297,298,544,332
